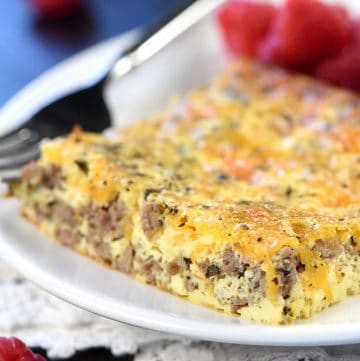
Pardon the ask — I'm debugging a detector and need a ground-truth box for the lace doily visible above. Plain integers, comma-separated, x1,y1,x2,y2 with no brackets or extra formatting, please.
1,260,360,361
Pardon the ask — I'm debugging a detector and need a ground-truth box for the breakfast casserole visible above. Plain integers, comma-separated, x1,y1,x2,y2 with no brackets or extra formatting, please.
9,59,360,324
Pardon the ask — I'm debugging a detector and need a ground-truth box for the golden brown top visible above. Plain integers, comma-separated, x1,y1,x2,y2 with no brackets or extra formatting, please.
36,60,360,266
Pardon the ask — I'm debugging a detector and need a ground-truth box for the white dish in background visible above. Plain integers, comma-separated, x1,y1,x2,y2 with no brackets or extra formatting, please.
2,3,360,346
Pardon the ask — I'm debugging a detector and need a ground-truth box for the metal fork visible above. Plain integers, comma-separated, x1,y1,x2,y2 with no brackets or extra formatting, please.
0,0,225,182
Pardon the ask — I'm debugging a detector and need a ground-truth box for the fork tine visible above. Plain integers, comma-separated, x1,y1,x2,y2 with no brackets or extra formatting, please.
0,143,40,169
0,168,23,182
0,128,39,155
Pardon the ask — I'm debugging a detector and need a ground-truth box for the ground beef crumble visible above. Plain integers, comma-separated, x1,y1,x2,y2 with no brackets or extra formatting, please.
313,239,343,259
230,296,248,312
222,247,243,275
93,242,113,264
23,163,62,189
117,246,135,274
51,201,76,227
55,227,81,247
167,260,180,275
275,246,300,298
140,201,165,238
249,266,266,295
82,200,126,242
137,257,162,285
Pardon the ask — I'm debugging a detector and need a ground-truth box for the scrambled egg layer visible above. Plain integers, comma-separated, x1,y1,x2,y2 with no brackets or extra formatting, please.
11,60,360,324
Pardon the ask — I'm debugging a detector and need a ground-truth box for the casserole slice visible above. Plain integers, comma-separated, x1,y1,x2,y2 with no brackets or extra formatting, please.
9,60,360,324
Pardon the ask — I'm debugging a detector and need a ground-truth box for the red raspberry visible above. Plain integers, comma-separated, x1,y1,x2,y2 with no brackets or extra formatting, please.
352,19,360,43
314,17,360,91
27,0,82,18
315,46,360,92
0,337,45,361
217,0,276,57
258,0,352,71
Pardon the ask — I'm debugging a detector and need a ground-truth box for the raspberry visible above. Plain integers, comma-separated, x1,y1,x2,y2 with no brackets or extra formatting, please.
258,0,352,71
314,17,360,91
27,0,82,18
315,46,360,92
217,0,276,57
352,19,360,43
0,337,45,361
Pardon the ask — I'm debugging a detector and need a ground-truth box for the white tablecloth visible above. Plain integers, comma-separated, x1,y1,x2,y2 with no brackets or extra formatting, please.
1,260,360,360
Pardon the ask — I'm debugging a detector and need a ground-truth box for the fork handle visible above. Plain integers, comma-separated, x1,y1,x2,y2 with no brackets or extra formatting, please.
107,0,226,82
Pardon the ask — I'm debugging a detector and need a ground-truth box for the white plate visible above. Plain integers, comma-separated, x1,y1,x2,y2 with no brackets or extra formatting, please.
2,6,360,347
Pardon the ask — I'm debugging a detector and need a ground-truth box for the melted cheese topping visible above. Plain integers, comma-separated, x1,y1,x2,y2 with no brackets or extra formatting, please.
31,59,360,310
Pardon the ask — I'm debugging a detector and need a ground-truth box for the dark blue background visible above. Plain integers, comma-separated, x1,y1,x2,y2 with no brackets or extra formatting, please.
0,0,183,106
